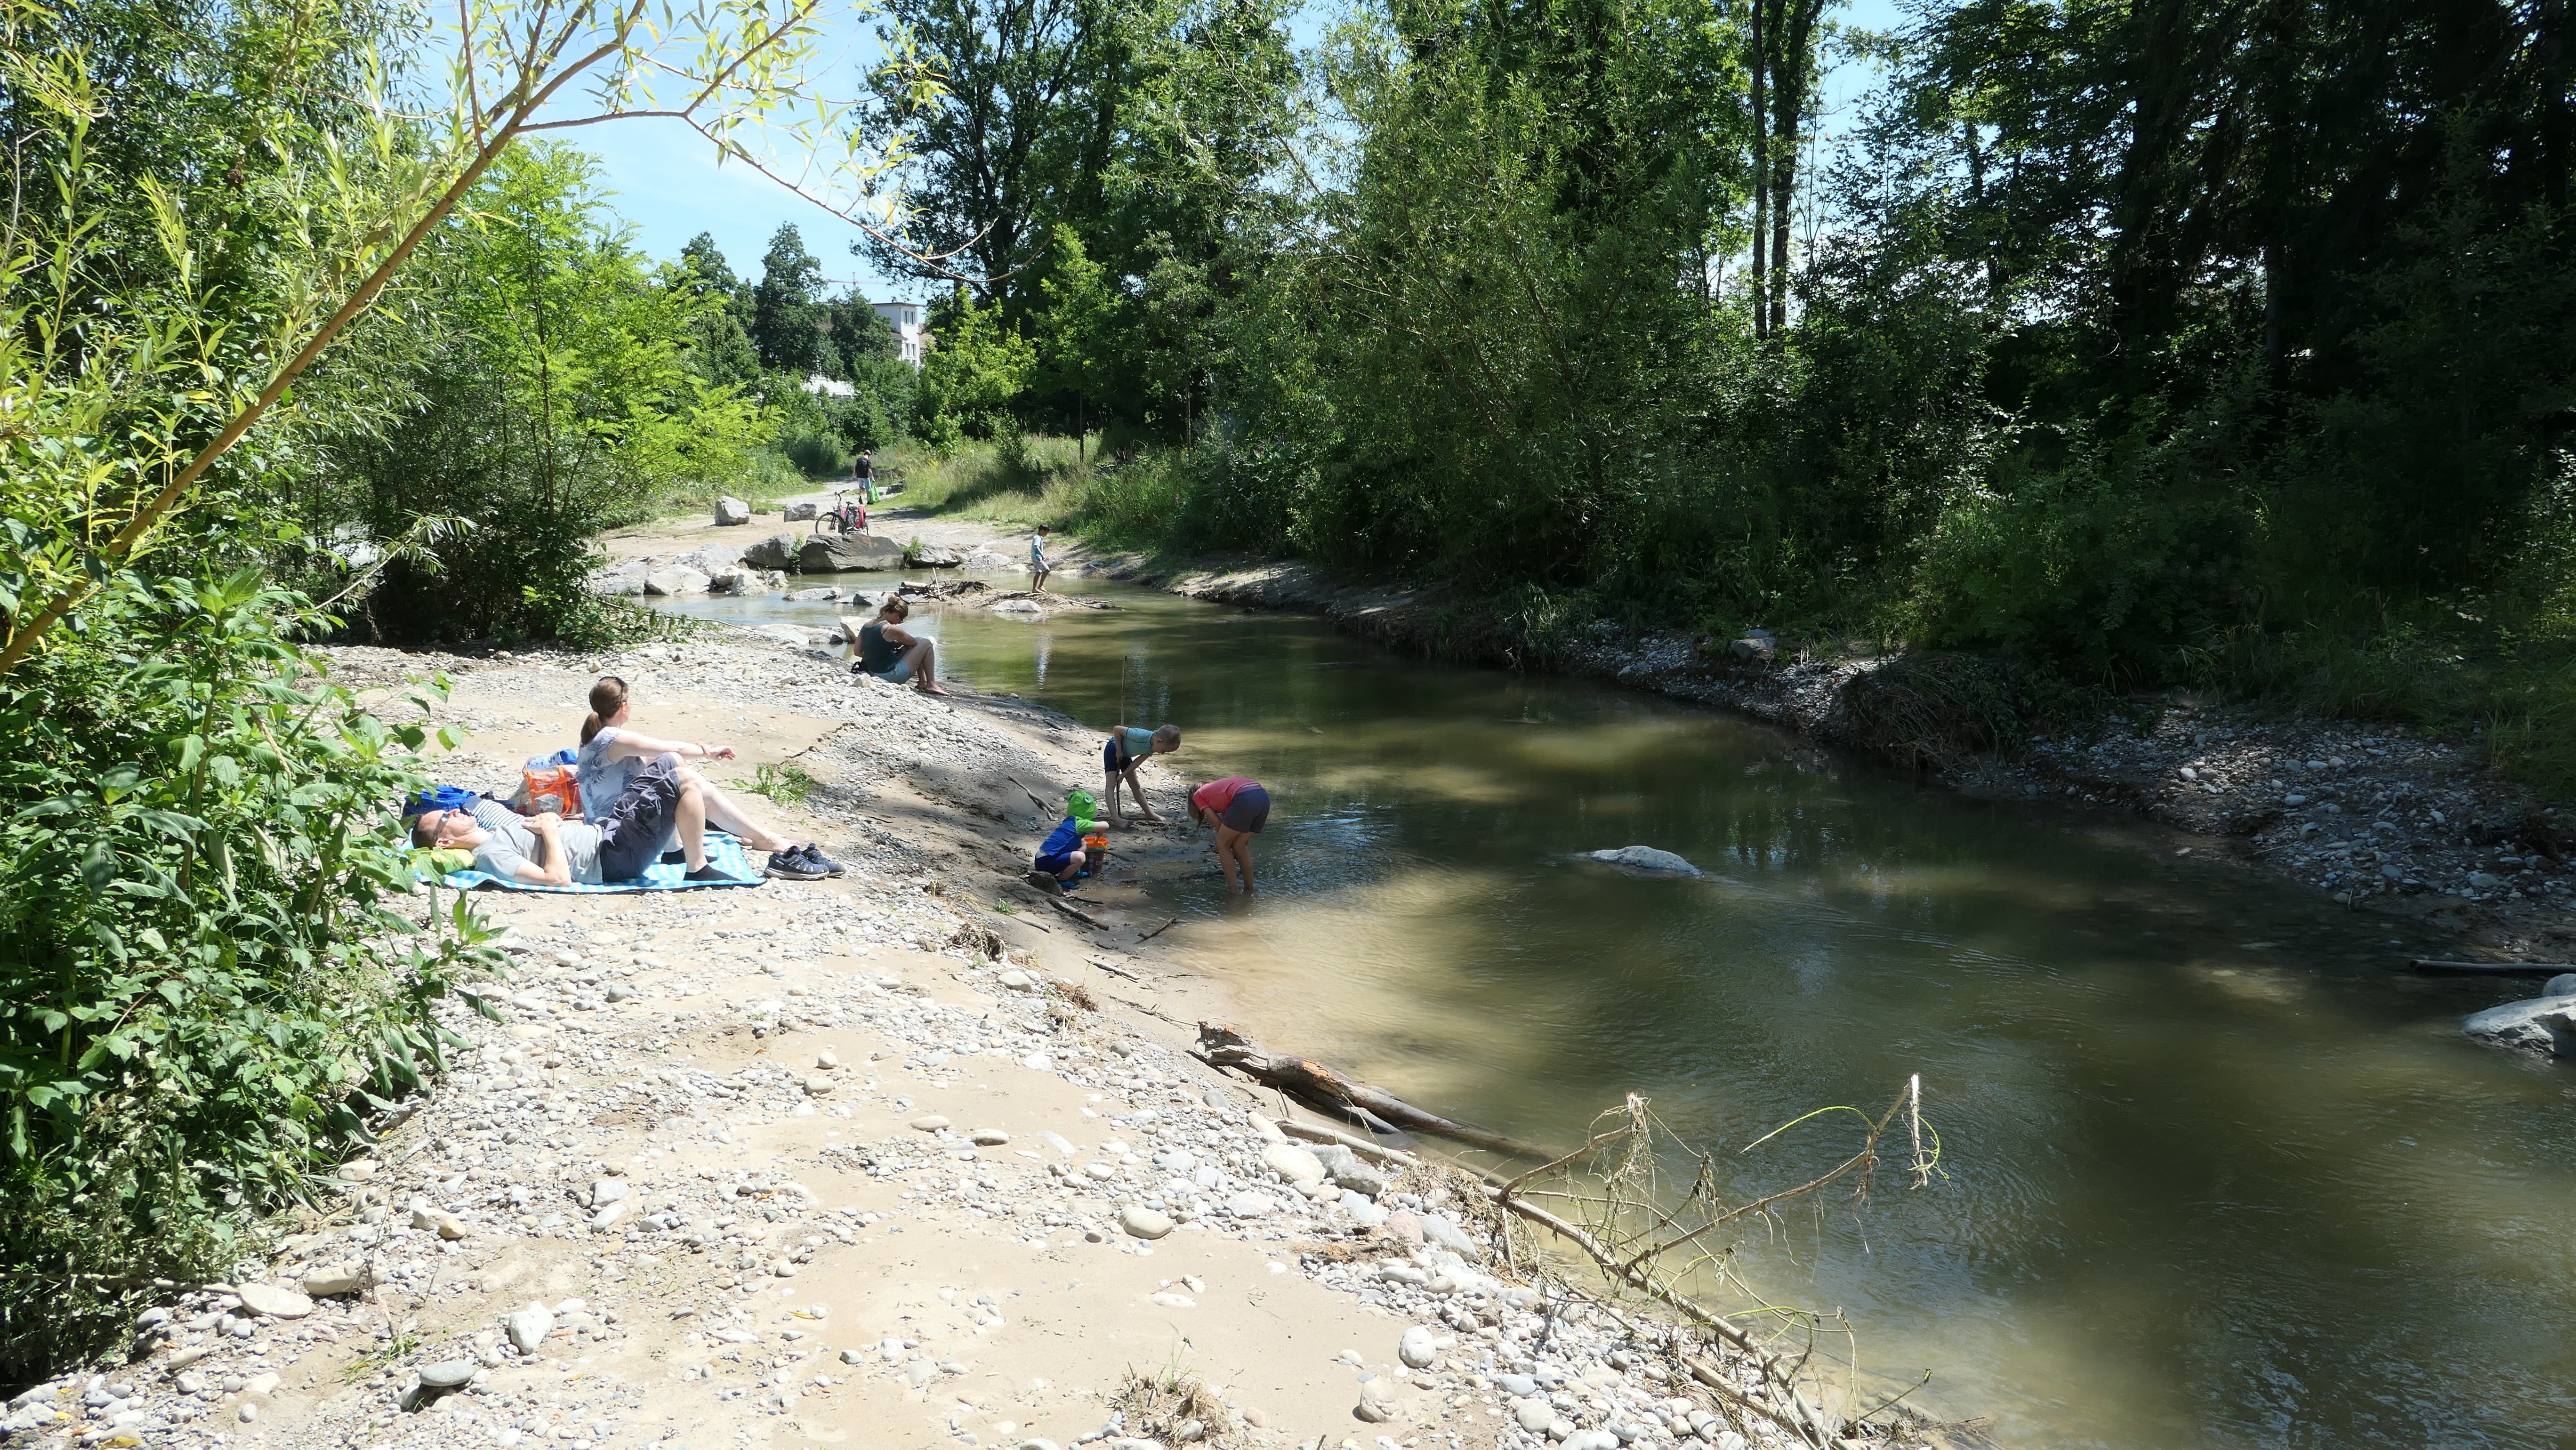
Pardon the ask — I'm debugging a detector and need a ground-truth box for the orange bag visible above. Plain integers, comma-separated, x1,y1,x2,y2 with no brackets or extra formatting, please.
522,759,580,818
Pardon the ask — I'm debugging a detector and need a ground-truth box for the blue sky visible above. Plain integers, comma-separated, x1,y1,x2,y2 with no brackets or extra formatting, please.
566,0,1907,298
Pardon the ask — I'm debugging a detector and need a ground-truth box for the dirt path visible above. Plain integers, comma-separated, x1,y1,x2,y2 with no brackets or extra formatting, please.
4,628,1835,1450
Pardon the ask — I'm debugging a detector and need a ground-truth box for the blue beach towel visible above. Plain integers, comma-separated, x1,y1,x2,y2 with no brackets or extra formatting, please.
437,831,766,894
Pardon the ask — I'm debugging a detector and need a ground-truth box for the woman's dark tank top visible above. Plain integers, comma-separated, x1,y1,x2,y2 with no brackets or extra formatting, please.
858,620,899,674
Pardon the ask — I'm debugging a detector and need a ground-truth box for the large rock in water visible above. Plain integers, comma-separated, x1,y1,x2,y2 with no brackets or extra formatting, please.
713,496,751,525
1586,845,1703,877
642,567,708,596
677,543,741,573
906,541,965,567
800,533,907,573
741,531,800,570
589,558,650,596
2463,990,2576,1056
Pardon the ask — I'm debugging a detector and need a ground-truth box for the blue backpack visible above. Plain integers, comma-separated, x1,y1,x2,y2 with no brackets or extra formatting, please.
405,784,482,817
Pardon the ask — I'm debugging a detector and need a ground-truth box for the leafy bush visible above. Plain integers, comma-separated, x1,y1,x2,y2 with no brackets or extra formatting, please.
0,573,497,1378
780,428,849,478
916,286,1036,443
1911,421,2252,683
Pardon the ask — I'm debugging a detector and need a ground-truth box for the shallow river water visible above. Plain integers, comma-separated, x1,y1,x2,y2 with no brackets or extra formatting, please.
663,578,2576,1450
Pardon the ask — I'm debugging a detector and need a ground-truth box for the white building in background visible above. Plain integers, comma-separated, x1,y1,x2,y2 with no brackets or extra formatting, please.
871,300,927,367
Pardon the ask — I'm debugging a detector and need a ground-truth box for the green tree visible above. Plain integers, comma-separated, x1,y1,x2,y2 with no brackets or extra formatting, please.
1032,226,1127,454
312,146,772,643
674,233,762,388
916,285,1038,444
751,224,830,376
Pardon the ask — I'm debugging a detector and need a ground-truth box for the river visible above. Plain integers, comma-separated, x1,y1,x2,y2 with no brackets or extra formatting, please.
659,575,2576,1450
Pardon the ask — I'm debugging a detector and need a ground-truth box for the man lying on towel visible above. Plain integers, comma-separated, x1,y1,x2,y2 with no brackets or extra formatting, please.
409,754,743,885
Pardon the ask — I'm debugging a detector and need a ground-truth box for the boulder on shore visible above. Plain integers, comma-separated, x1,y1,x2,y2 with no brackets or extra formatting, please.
906,541,965,568
800,533,908,573
713,496,751,526
707,566,770,596
741,532,800,571
1585,845,1703,877
783,501,819,522
677,543,741,574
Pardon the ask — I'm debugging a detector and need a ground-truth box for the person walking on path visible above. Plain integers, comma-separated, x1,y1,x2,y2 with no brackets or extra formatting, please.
1103,724,1182,824
575,676,845,880
843,595,951,695
855,451,876,504
1189,776,1270,894
1030,524,1054,592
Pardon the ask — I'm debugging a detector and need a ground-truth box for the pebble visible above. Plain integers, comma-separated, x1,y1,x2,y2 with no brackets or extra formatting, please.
1355,1376,1400,1423
301,1263,374,1297
1399,1325,1439,1369
1260,1143,1324,1187
971,1128,1011,1146
232,1283,313,1320
1118,1206,1174,1240
910,1115,951,1132
418,1361,478,1390
507,1303,555,1353
237,1404,258,1424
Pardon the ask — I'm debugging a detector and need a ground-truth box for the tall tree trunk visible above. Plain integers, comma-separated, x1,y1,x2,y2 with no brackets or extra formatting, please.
1768,0,1824,335
1749,0,1768,338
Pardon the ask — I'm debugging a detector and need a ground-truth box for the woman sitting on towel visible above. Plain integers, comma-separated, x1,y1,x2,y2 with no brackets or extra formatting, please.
576,675,843,881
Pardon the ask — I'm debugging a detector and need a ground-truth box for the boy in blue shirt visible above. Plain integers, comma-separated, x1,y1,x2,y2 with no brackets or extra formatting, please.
1031,814,1102,888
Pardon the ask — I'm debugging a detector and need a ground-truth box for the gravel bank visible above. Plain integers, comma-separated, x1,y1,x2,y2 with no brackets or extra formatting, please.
1,631,1919,1450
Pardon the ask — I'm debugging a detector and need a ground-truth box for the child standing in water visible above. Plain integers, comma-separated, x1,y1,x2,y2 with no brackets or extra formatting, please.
1030,524,1053,592
1189,776,1269,894
1102,724,1182,824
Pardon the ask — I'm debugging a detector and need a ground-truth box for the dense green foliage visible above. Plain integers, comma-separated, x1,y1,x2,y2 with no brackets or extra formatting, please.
0,0,514,1374
863,0,2576,789
303,148,774,645
0,576,496,1378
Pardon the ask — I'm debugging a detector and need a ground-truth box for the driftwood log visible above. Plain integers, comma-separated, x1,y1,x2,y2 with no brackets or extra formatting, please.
2409,958,2576,978
1192,1022,1557,1160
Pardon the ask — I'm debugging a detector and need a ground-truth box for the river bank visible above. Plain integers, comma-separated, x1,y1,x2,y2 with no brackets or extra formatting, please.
587,493,2576,1010
0,631,1937,1450
1049,549,2576,971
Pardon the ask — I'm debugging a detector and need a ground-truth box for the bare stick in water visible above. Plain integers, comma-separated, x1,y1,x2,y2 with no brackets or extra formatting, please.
1190,1022,1559,1159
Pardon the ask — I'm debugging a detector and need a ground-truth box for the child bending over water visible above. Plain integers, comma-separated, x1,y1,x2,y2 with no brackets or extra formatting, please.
1102,723,1182,823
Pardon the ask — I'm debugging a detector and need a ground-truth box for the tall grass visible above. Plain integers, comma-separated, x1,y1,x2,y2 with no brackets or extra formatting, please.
888,432,1199,552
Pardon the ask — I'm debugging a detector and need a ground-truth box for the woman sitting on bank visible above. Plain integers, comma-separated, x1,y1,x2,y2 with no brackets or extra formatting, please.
576,675,844,881
841,595,950,695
